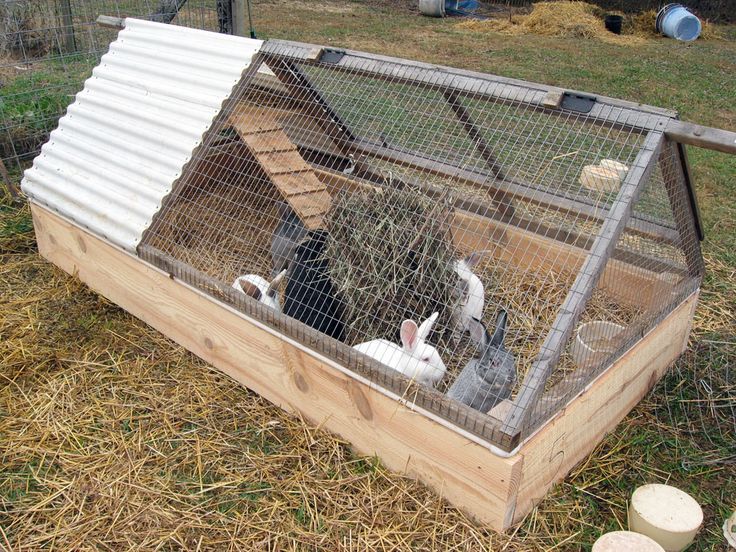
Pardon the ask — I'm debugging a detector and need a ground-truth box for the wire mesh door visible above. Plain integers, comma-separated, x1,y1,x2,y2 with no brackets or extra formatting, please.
139,39,703,449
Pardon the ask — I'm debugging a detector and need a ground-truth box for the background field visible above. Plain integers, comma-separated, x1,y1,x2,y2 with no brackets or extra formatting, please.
1,1,734,549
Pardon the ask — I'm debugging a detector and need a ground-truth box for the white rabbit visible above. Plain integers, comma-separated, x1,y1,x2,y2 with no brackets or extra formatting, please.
353,312,447,387
232,270,286,312
452,252,485,336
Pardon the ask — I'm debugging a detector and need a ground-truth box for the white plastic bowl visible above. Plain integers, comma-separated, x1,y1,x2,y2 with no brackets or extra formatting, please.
571,321,626,369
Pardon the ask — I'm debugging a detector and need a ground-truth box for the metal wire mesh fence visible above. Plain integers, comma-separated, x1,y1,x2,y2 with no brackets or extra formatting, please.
132,39,703,448
655,340,735,469
0,0,217,180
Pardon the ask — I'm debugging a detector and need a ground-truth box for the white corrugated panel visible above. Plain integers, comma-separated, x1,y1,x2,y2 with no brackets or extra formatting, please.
22,18,263,252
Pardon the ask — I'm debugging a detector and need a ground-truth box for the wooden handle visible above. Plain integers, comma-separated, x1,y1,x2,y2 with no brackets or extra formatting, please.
665,120,736,154
96,15,125,29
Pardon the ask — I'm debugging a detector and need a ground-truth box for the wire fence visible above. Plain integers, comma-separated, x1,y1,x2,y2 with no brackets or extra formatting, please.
0,0,218,183
655,339,735,469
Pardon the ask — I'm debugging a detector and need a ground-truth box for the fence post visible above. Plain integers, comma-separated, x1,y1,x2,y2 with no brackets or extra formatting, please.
231,0,247,36
57,0,76,54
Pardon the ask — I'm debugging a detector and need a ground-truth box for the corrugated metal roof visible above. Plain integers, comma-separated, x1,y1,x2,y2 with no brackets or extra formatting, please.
22,18,263,252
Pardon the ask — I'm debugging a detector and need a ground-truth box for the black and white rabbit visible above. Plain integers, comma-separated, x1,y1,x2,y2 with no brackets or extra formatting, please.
447,309,516,412
232,270,286,312
283,230,345,342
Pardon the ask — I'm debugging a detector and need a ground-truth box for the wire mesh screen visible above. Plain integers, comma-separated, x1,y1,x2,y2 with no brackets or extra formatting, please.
655,339,735,469
139,40,703,448
531,139,703,426
0,0,217,179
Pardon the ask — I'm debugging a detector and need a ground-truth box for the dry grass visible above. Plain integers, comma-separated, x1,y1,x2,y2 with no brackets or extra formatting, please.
2,2,734,546
2,198,732,549
457,2,642,44
624,10,658,38
325,186,458,346
458,2,724,44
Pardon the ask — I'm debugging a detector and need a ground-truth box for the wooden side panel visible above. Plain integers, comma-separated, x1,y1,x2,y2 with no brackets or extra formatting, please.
30,204,521,531
512,292,698,524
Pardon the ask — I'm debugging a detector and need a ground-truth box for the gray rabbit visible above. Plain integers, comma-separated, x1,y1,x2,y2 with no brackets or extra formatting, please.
270,202,307,278
447,310,516,413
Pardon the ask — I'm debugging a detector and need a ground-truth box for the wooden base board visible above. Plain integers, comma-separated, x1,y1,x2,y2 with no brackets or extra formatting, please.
30,203,698,531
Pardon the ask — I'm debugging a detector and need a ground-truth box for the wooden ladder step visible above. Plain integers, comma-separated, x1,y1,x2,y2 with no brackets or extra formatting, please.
227,102,333,230
240,130,298,154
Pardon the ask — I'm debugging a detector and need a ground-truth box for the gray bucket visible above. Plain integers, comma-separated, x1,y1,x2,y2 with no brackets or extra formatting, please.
419,0,445,17
656,4,702,42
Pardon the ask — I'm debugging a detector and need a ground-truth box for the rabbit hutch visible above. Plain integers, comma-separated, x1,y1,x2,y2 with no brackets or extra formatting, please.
22,18,736,530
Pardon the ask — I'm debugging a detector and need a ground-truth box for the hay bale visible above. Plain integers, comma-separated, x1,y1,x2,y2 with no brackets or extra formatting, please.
325,187,458,346
625,10,658,38
522,1,606,39
458,1,647,43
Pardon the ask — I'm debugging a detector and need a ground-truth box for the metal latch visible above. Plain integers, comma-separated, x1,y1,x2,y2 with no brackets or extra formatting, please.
319,48,346,64
560,92,597,114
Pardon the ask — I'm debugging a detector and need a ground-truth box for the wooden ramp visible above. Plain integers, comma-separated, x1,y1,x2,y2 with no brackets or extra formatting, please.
228,103,331,230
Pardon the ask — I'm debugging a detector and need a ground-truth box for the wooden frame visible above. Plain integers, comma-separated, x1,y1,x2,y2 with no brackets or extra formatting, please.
30,202,698,531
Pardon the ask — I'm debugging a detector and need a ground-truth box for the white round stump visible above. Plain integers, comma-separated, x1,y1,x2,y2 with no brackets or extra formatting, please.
592,531,665,551
628,484,703,551
724,510,736,549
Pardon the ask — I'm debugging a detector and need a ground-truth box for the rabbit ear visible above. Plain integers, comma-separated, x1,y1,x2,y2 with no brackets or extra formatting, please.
400,319,419,352
468,317,488,349
490,309,508,348
240,280,263,301
465,251,483,268
417,312,439,341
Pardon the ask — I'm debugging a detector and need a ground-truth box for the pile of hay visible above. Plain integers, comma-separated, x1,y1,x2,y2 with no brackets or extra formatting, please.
325,187,458,346
458,1,649,43
145,177,279,284
459,2,722,43
625,9,658,38
458,2,609,39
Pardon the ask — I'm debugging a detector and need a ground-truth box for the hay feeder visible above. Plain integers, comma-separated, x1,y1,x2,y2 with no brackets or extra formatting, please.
21,18,736,530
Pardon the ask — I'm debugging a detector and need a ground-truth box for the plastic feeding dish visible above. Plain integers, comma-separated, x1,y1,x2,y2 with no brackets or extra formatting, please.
592,531,665,552
571,321,626,370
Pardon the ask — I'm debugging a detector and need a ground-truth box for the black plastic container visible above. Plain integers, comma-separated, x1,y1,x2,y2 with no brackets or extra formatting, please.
604,14,623,34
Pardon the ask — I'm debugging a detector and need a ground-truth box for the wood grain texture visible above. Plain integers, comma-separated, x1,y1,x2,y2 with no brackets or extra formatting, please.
665,120,736,155
512,291,698,524
31,204,696,531
31,203,521,530
228,106,331,230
